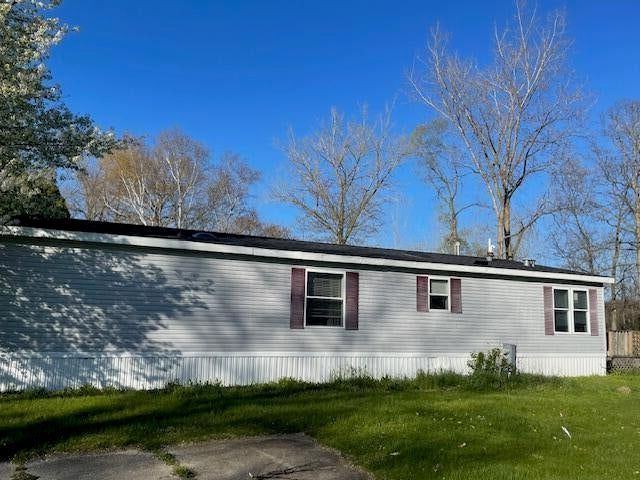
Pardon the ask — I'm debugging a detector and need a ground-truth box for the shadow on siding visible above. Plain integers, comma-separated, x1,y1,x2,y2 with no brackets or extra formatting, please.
0,241,215,390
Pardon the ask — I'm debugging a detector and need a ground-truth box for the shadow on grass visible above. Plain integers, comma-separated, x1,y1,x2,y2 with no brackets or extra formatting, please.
0,376,564,479
0,382,361,460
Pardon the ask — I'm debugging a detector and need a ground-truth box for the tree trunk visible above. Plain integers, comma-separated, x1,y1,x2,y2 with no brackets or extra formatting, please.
496,209,504,258
503,198,512,260
450,215,459,243
635,183,640,299
448,197,459,252
335,221,346,245
609,213,622,331
496,196,512,260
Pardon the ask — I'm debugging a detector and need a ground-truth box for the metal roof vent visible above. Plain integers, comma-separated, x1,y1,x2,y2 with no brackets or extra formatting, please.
486,239,495,262
524,258,536,267
191,232,217,241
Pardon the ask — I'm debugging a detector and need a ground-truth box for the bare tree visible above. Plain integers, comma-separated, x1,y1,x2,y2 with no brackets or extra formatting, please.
410,2,585,259
549,157,607,274
596,147,634,318
549,111,640,330
63,159,112,221
275,108,411,244
64,130,287,236
412,119,482,254
226,210,291,238
594,101,640,329
97,138,175,226
202,153,261,232
600,101,640,299
154,130,208,229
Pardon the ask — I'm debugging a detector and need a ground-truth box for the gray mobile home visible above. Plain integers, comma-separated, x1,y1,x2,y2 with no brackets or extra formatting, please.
0,218,613,391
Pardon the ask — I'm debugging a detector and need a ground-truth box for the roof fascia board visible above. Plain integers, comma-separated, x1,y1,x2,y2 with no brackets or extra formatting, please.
0,226,615,284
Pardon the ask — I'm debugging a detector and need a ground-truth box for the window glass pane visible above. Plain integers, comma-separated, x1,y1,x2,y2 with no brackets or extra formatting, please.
573,291,587,310
306,298,343,326
430,295,448,310
430,279,449,295
554,310,569,332
554,289,568,309
307,272,342,298
574,311,588,332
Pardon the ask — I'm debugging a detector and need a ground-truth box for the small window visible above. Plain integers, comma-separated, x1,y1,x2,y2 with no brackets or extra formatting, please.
554,289,569,332
305,272,343,327
573,290,588,333
429,278,449,310
554,288,588,334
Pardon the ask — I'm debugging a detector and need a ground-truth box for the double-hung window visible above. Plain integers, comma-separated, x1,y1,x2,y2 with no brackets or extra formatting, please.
572,290,588,332
429,278,449,310
305,271,344,327
553,288,589,333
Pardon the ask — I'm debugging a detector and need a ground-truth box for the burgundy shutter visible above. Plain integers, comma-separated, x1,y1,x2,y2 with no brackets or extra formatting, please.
589,289,599,336
345,272,359,330
543,286,554,335
290,267,305,329
450,278,462,314
417,276,428,312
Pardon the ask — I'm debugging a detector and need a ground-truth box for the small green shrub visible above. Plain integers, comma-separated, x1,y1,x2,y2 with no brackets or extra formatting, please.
6,384,126,400
329,367,380,390
13,387,49,400
414,369,466,389
161,380,224,398
73,384,102,396
467,348,516,390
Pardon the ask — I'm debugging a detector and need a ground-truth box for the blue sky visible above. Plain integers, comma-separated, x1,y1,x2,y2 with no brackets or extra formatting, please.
50,0,640,255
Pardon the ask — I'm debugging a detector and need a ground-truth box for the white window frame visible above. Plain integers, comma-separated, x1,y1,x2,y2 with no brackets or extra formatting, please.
552,287,590,335
428,276,451,312
571,289,590,334
304,268,346,328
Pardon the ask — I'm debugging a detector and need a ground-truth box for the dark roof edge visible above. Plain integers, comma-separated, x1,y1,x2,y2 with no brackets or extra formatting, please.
4,216,605,279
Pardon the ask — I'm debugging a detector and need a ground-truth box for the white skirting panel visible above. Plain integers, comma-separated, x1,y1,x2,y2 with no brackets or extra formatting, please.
0,352,605,391
517,354,606,376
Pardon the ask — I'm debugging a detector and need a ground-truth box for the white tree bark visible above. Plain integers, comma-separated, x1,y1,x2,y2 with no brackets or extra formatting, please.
410,2,585,259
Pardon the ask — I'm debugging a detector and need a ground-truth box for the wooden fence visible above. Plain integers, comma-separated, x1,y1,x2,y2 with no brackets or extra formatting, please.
608,331,640,357
608,331,640,372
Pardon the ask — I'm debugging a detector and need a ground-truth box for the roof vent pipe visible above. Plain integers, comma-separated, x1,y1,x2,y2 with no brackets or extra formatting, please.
486,239,495,262
454,241,461,256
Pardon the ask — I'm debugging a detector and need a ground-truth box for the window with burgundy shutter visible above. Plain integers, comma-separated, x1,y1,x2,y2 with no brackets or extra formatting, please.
345,272,359,330
305,270,345,327
417,276,461,313
450,278,462,314
589,289,599,336
543,286,554,335
292,269,360,329
429,277,449,310
416,276,428,312
290,267,306,329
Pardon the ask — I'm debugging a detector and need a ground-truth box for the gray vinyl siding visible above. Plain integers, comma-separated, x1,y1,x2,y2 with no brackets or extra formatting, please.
0,239,605,359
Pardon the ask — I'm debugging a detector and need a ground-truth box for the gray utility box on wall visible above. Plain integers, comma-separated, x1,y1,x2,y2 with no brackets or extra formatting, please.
503,343,517,369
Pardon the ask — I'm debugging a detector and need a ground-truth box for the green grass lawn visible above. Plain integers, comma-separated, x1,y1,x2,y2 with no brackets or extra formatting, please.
1,373,639,479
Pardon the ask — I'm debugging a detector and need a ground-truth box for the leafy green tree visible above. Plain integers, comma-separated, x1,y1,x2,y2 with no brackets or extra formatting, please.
0,173,69,220
0,0,116,222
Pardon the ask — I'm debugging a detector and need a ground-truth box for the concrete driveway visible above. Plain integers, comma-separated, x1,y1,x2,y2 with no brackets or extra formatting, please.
1,434,370,480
